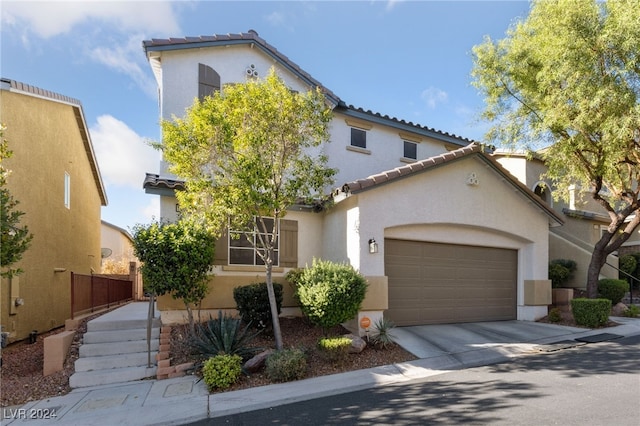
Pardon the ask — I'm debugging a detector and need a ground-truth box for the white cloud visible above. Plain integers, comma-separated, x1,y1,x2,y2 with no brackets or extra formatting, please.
385,0,405,12
266,11,286,27
1,1,180,39
141,197,160,224
1,1,180,97
91,115,160,189
421,86,449,109
88,34,158,98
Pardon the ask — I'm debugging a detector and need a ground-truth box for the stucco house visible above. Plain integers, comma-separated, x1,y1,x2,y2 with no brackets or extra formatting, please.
100,220,143,300
0,78,107,343
142,31,564,333
494,151,621,288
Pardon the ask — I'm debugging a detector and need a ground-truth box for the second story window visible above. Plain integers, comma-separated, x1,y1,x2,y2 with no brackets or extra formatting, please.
350,128,367,149
198,63,220,100
403,141,417,160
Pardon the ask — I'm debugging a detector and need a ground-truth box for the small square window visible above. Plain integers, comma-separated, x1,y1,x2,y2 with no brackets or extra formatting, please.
351,128,367,149
403,141,417,160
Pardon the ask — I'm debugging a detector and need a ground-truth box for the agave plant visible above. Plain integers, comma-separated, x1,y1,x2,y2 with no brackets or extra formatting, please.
370,317,397,349
189,310,262,361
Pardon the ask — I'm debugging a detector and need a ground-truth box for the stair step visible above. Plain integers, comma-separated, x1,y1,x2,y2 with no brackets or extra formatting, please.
69,366,157,388
75,351,158,372
87,318,161,332
79,339,159,357
83,327,160,344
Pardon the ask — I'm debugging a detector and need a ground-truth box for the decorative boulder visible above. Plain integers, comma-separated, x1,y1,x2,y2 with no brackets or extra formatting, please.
343,334,366,354
612,302,628,317
243,349,275,373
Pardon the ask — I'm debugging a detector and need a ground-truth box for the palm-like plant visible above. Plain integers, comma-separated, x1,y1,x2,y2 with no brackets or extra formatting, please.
189,311,262,361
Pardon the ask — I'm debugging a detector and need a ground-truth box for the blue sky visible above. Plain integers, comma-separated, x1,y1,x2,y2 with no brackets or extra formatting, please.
1,0,532,232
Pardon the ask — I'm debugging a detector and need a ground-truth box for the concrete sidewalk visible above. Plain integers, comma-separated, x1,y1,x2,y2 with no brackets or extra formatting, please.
3,317,640,425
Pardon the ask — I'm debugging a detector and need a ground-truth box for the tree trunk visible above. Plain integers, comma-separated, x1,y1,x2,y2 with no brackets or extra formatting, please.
586,250,606,299
266,263,283,350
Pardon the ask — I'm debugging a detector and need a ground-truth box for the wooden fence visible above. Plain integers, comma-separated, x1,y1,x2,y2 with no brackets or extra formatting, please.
71,273,133,319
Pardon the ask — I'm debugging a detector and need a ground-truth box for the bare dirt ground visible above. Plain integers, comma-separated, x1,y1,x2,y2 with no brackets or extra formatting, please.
1,313,102,407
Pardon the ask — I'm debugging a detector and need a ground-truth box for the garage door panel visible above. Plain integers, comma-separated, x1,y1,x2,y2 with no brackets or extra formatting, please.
385,239,517,326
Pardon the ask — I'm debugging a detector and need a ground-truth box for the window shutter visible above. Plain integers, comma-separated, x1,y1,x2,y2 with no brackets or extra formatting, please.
213,229,228,265
279,219,298,268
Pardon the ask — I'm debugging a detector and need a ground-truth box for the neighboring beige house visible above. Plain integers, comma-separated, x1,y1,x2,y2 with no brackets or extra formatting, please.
100,220,143,300
494,151,621,288
0,78,107,343
142,31,563,332
100,220,136,271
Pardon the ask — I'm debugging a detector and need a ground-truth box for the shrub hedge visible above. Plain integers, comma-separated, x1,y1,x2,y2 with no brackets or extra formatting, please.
233,282,283,329
597,279,629,305
202,354,243,391
265,348,307,382
295,260,367,330
571,298,611,328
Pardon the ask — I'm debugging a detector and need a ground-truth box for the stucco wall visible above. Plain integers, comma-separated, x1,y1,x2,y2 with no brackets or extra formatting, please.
1,90,103,342
158,45,311,124
325,155,552,320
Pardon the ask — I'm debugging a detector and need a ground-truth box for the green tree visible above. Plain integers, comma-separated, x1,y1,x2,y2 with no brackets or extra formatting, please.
0,124,33,278
132,220,215,326
471,0,640,298
159,69,335,349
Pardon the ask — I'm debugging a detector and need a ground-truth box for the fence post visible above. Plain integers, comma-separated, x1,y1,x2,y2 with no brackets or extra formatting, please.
71,272,75,320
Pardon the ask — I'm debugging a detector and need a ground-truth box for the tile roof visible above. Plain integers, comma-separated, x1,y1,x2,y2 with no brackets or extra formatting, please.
340,143,484,193
337,103,477,147
143,31,476,147
143,30,341,104
0,78,81,106
143,173,185,191
338,142,564,225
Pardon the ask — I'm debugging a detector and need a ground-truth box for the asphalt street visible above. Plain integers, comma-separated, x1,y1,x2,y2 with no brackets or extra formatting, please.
197,334,640,426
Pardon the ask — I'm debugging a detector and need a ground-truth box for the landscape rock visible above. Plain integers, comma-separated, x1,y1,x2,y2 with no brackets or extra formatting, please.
612,302,628,317
343,334,366,354
244,349,275,373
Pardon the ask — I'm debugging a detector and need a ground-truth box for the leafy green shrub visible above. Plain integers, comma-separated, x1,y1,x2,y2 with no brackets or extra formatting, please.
370,317,397,349
619,254,639,290
547,307,562,323
317,337,351,364
295,260,368,330
233,282,283,329
571,298,611,328
548,259,577,288
265,348,307,382
190,311,261,361
202,354,242,391
597,279,629,305
285,268,304,286
622,304,640,318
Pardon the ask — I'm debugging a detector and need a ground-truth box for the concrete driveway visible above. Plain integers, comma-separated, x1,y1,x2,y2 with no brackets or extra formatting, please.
392,320,589,370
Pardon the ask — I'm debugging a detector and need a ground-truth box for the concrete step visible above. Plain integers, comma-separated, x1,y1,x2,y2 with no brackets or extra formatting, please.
69,365,157,388
75,351,158,372
87,318,161,332
79,339,159,357
83,327,160,344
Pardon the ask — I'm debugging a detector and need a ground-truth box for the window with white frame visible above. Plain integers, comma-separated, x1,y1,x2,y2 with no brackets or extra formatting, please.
64,172,70,209
229,217,279,266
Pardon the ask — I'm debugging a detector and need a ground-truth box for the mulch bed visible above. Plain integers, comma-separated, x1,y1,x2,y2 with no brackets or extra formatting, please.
169,316,417,393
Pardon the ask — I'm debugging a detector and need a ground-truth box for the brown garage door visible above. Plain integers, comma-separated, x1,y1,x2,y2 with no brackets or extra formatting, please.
385,239,517,326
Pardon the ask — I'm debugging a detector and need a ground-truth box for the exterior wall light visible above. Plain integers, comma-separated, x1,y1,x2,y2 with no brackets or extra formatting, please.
368,238,378,254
